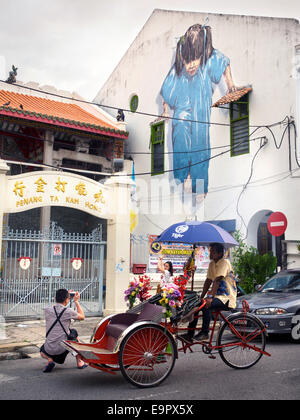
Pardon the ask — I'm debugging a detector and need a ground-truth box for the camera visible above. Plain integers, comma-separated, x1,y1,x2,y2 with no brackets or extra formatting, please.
69,292,76,299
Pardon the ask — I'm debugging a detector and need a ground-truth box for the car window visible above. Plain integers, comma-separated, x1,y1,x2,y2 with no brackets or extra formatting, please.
284,276,300,291
261,275,295,292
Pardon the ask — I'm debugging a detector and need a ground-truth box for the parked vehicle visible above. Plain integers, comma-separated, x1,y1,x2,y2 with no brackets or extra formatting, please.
236,269,300,342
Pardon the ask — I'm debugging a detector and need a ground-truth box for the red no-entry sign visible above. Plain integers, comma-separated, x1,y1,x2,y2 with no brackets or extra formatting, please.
267,212,288,237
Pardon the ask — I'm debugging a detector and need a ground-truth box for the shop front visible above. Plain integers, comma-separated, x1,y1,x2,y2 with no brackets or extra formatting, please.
0,161,132,318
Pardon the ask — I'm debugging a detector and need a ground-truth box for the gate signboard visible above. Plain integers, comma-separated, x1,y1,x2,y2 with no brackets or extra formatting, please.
0,161,133,318
5,171,112,219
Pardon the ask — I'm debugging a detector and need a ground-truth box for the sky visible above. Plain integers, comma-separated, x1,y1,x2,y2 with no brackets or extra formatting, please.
0,0,299,101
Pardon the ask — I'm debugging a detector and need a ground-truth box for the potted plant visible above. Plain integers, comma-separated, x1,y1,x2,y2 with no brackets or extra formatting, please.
231,231,277,294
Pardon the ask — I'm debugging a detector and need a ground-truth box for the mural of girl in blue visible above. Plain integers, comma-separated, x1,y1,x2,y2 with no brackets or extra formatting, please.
161,24,237,195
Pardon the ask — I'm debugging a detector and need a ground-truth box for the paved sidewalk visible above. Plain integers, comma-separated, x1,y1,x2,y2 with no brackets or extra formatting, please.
0,316,102,360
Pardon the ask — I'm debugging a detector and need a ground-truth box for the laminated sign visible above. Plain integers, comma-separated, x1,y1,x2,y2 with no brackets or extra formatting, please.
71,258,83,271
53,244,62,256
148,235,210,271
18,257,32,270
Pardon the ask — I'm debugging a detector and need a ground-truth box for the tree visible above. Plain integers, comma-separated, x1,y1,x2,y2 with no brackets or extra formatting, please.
231,231,277,294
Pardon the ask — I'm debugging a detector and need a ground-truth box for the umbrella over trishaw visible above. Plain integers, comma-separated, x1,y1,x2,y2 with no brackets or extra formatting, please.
156,220,239,289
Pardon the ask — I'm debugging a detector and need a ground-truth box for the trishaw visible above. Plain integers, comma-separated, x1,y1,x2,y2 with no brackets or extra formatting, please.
62,221,271,387
62,291,271,388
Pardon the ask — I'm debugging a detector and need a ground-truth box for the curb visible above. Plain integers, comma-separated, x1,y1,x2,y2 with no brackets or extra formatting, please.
0,342,38,353
0,336,92,361
0,344,40,361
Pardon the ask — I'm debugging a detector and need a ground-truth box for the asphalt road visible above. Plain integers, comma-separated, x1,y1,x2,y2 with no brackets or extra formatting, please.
0,335,299,402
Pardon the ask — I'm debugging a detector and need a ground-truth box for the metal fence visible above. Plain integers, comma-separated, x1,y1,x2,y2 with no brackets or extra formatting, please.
0,222,106,319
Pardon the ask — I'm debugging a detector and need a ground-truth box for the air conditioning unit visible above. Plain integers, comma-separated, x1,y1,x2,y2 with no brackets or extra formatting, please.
113,158,124,172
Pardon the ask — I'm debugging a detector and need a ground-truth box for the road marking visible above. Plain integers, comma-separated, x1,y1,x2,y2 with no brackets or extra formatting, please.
0,374,19,384
274,368,300,375
129,390,180,400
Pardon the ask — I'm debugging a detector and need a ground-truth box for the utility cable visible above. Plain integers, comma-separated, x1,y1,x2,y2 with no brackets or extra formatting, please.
0,134,266,178
0,79,289,130
236,138,267,238
0,124,265,155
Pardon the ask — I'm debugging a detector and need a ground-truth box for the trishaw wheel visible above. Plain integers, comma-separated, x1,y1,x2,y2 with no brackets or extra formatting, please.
118,324,176,388
217,313,266,369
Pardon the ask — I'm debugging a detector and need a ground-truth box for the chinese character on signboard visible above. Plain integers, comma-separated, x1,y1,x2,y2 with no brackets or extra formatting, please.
13,181,26,197
55,177,67,193
34,177,47,193
75,182,87,196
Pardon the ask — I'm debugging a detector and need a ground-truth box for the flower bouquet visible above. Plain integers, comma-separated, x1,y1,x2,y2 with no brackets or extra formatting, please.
124,275,152,308
159,283,183,319
173,275,189,299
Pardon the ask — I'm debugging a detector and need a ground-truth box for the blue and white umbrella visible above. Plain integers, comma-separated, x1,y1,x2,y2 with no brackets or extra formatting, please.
156,221,238,248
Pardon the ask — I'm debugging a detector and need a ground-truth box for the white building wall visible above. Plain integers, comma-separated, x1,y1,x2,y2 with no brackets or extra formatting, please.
94,10,300,265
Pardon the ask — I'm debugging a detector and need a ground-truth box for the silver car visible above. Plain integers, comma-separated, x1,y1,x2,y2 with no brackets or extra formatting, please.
236,269,300,342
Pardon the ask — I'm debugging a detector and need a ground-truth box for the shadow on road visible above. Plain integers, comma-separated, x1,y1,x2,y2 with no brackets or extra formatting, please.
266,334,299,345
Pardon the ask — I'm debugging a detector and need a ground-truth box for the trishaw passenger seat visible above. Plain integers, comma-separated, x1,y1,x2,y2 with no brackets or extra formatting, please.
136,302,164,322
106,313,139,339
106,303,164,339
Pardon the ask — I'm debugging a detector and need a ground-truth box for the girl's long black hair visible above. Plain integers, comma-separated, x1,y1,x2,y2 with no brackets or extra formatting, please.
175,24,214,76
166,261,174,276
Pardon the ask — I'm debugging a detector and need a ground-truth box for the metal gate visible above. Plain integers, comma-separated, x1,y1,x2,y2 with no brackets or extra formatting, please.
0,222,106,319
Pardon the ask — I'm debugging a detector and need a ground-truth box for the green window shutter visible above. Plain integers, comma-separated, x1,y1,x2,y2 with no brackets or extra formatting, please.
130,95,139,113
151,121,165,175
230,93,250,156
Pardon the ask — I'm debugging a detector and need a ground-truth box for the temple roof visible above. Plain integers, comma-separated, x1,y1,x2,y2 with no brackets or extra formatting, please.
0,87,128,139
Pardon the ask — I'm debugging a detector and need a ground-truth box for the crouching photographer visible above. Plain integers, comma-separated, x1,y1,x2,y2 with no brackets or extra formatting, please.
40,288,88,373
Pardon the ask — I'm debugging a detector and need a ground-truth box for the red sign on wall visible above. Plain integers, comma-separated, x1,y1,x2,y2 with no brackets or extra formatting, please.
267,212,288,237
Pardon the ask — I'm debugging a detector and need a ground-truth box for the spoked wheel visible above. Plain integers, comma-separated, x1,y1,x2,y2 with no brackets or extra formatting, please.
217,313,267,369
119,324,176,388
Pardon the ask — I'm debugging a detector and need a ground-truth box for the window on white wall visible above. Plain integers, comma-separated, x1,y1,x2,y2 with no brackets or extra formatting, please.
230,93,250,156
151,121,165,175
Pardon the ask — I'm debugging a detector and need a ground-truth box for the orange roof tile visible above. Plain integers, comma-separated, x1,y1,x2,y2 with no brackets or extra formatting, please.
212,87,252,107
0,90,128,138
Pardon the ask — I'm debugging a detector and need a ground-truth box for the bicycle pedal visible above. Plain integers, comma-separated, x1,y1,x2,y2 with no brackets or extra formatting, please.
208,354,216,359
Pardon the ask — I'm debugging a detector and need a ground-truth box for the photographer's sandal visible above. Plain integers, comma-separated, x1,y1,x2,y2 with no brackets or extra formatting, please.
77,363,88,370
43,362,55,373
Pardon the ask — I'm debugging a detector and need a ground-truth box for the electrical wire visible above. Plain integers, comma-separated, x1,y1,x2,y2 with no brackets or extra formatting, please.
0,79,289,130
0,134,264,178
0,124,265,155
1,119,297,181
137,167,300,203
235,138,267,238
291,120,300,169
1,77,299,231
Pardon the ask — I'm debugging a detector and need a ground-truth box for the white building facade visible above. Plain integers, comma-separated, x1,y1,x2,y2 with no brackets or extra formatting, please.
95,10,300,271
